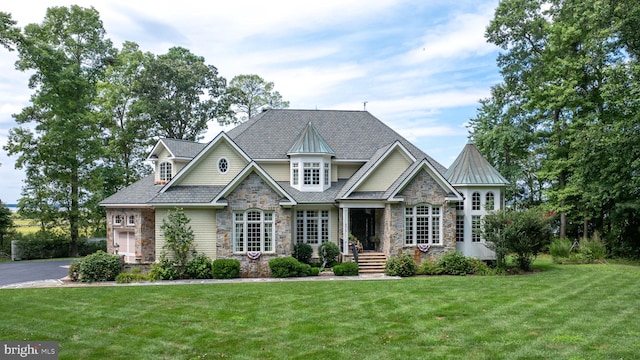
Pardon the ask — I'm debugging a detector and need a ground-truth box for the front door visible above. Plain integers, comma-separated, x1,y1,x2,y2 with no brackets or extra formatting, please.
350,209,376,251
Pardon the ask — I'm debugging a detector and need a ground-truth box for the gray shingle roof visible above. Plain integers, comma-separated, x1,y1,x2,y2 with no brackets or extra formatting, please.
149,186,226,204
228,109,445,172
277,180,348,204
444,140,509,185
100,175,163,205
160,138,207,158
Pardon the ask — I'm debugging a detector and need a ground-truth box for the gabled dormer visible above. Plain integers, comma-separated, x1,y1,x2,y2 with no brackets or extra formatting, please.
147,138,206,185
287,122,335,192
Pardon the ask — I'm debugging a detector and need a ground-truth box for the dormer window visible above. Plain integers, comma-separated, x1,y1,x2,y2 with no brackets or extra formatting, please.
303,162,320,185
290,157,331,192
159,162,172,182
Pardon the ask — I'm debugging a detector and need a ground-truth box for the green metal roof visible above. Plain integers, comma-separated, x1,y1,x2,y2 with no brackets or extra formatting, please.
287,121,336,156
444,140,509,185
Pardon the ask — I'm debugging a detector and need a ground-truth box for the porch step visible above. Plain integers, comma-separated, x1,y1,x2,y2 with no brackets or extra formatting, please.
357,252,387,274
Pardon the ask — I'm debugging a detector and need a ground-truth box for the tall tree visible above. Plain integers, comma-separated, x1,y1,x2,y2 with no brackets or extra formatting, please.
473,0,640,254
136,47,226,141
96,41,153,187
4,5,114,256
0,11,19,51
220,74,290,124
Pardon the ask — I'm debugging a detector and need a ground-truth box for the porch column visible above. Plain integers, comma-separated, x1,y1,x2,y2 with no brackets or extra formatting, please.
342,207,349,255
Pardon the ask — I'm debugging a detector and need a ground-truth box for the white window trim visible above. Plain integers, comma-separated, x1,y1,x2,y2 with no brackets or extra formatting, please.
233,209,275,253
217,157,229,174
471,215,482,242
159,161,172,182
127,215,135,226
114,215,123,225
404,204,443,246
295,210,330,245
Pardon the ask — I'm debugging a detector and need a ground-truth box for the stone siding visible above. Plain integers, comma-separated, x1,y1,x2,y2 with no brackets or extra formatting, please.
106,207,155,263
387,169,457,263
215,172,292,277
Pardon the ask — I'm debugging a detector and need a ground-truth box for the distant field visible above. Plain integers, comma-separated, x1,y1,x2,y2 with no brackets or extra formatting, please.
12,216,40,235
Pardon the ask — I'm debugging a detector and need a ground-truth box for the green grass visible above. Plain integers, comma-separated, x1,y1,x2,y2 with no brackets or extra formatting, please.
1,259,639,359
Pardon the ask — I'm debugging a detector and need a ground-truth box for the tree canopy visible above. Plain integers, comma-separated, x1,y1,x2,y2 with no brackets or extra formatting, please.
470,0,640,256
221,74,290,125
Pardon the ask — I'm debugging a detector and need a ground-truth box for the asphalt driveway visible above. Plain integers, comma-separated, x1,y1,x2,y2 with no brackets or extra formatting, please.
0,259,72,287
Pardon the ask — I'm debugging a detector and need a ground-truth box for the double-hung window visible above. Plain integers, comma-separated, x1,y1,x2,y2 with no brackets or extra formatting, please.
296,210,329,244
234,210,274,252
405,204,442,245
159,162,172,182
471,215,482,242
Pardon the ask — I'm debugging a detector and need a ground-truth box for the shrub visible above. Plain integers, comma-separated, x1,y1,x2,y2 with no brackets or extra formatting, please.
310,267,320,276
76,250,121,282
78,239,107,256
417,259,443,275
68,261,81,281
269,256,303,278
334,262,359,276
468,258,492,275
116,268,149,283
161,208,195,278
15,231,70,260
297,262,311,277
185,253,213,279
149,253,179,280
385,254,417,277
292,242,313,264
549,237,572,259
318,242,340,268
437,251,471,276
580,233,607,262
212,259,241,279
483,208,553,270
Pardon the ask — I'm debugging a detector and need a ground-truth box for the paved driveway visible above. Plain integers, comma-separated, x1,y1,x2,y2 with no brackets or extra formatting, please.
0,259,72,287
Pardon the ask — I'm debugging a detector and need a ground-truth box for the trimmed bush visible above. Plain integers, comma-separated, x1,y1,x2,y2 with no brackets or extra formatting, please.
417,259,443,275
334,262,359,276
437,251,471,276
292,242,313,264
269,256,304,278
310,267,320,276
68,261,81,281
75,250,121,282
468,258,492,275
149,253,179,280
297,262,312,277
385,253,417,277
318,242,340,268
185,253,213,279
212,259,241,279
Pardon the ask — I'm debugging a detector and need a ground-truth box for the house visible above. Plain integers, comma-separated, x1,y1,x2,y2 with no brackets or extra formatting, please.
100,109,508,275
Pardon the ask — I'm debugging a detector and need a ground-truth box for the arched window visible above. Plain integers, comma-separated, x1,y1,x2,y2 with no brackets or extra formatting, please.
159,162,172,182
472,192,481,210
486,192,495,210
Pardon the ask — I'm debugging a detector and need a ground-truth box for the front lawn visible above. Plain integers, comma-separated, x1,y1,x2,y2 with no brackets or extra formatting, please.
0,259,638,359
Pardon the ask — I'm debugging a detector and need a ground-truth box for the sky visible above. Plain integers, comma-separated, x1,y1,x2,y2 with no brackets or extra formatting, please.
0,0,502,204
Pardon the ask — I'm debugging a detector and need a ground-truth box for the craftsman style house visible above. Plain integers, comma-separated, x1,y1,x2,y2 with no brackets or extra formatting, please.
100,109,508,275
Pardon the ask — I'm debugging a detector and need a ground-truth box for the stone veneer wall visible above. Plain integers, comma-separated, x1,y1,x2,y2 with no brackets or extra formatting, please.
215,172,292,277
385,169,457,263
105,208,156,263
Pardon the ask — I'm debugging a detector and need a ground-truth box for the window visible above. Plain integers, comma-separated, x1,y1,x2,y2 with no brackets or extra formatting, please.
472,192,481,210
218,158,228,174
472,215,482,242
303,162,320,185
292,163,299,185
127,215,135,226
114,215,123,225
324,163,330,186
159,162,172,182
456,215,464,242
296,210,329,244
233,210,274,252
486,192,495,210
405,204,442,245
456,200,464,211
